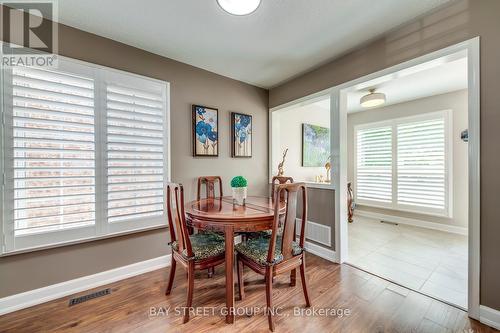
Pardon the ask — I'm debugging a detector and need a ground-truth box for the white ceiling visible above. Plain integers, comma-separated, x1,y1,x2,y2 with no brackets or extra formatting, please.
55,0,450,88
345,53,468,113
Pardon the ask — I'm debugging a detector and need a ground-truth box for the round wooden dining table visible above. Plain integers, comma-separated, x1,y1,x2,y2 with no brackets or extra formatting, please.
184,196,285,324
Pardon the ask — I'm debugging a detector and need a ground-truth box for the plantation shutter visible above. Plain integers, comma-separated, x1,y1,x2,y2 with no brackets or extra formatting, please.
356,126,393,204
2,53,169,254
9,65,96,238
397,117,446,211
106,81,166,226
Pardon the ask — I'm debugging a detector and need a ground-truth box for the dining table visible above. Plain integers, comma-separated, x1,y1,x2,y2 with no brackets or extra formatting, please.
184,195,285,324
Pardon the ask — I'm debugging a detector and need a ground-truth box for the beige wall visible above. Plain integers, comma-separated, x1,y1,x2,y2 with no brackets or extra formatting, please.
270,0,500,310
0,17,268,297
272,104,330,182
348,90,468,228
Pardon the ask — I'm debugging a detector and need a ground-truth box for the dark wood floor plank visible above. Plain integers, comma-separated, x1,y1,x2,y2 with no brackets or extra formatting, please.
0,253,493,333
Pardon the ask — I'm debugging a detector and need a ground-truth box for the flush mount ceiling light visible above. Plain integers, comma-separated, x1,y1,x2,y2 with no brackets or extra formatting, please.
217,0,261,15
360,89,386,108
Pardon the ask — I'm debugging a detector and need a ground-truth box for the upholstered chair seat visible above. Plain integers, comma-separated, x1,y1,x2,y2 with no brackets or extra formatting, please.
171,233,225,261
236,235,303,266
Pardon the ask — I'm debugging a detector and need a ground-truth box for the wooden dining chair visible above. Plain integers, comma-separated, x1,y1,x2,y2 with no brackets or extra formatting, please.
271,176,293,201
245,175,293,239
165,183,226,323
196,176,225,278
236,183,311,331
197,176,223,201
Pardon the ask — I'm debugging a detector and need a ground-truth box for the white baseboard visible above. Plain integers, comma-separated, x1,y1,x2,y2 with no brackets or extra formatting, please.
354,210,468,235
303,241,336,262
0,254,171,316
480,305,500,330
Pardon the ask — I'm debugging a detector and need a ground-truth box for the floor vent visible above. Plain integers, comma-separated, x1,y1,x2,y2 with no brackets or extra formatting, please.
68,288,111,306
380,220,399,226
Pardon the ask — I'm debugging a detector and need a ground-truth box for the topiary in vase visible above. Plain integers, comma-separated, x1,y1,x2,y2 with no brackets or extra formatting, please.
231,176,248,205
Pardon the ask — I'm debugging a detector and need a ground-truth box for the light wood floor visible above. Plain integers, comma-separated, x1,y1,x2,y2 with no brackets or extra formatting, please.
0,254,495,333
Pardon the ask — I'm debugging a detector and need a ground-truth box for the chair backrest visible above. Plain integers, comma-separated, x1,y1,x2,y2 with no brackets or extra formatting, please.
268,183,307,263
271,176,294,201
197,176,223,201
166,183,193,258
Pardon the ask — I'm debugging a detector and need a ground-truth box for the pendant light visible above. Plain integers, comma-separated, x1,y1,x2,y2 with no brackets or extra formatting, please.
360,89,386,108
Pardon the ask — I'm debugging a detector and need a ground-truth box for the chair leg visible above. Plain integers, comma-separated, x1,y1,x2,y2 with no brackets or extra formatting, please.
265,267,275,332
165,259,176,295
290,268,296,287
237,257,245,300
183,262,195,324
299,257,311,307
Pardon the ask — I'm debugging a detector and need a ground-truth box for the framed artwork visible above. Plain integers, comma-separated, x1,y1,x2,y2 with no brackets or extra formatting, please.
192,105,218,157
302,123,330,167
231,112,252,158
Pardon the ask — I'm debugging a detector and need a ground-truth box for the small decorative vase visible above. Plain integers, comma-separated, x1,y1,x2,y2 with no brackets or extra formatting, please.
232,187,247,206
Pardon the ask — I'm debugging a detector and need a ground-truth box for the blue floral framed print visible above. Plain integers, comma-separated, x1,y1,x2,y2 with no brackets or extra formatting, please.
193,105,218,157
231,112,252,158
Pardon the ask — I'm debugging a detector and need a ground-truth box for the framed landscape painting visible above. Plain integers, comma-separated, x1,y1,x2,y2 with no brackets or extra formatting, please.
231,112,252,158
193,105,218,157
302,123,330,167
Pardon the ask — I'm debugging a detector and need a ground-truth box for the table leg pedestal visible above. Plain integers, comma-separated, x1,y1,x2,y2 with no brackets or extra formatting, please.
224,226,235,324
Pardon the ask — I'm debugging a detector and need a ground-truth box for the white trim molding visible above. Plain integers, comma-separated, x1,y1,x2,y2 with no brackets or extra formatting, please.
354,210,468,236
0,254,171,316
480,306,500,330
303,241,336,262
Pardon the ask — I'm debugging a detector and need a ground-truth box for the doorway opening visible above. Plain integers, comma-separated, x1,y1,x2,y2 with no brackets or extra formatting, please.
346,50,468,309
332,38,480,316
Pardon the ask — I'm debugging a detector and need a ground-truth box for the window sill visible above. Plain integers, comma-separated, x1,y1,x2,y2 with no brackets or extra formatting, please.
0,224,168,257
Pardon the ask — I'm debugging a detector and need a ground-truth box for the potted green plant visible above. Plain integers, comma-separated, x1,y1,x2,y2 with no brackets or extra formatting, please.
231,176,248,205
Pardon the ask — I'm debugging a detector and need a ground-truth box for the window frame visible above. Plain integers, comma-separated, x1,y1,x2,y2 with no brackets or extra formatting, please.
353,110,452,218
0,52,171,255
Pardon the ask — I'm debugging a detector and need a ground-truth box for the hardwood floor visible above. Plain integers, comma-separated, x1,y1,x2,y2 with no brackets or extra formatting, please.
0,254,495,333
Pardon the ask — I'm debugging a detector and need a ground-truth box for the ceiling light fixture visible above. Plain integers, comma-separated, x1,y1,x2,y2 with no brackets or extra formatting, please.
217,0,261,16
360,89,386,108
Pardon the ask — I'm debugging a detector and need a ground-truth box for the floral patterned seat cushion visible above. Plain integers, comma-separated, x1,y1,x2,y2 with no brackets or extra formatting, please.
171,232,225,261
245,230,272,238
235,236,303,266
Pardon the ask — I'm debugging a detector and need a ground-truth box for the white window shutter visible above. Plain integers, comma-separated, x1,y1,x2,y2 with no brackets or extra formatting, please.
2,52,169,254
10,66,96,236
356,126,393,204
106,83,166,225
397,118,447,211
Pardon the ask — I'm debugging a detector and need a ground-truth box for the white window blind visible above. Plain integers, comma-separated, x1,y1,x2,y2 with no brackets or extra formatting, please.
397,118,446,211
356,126,392,203
106,84,165,224
1,54,169,254
354,111,451,217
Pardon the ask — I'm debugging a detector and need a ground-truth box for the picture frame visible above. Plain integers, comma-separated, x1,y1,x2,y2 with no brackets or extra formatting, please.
231,112,252,158
192,105,219,157
302,123,330,167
